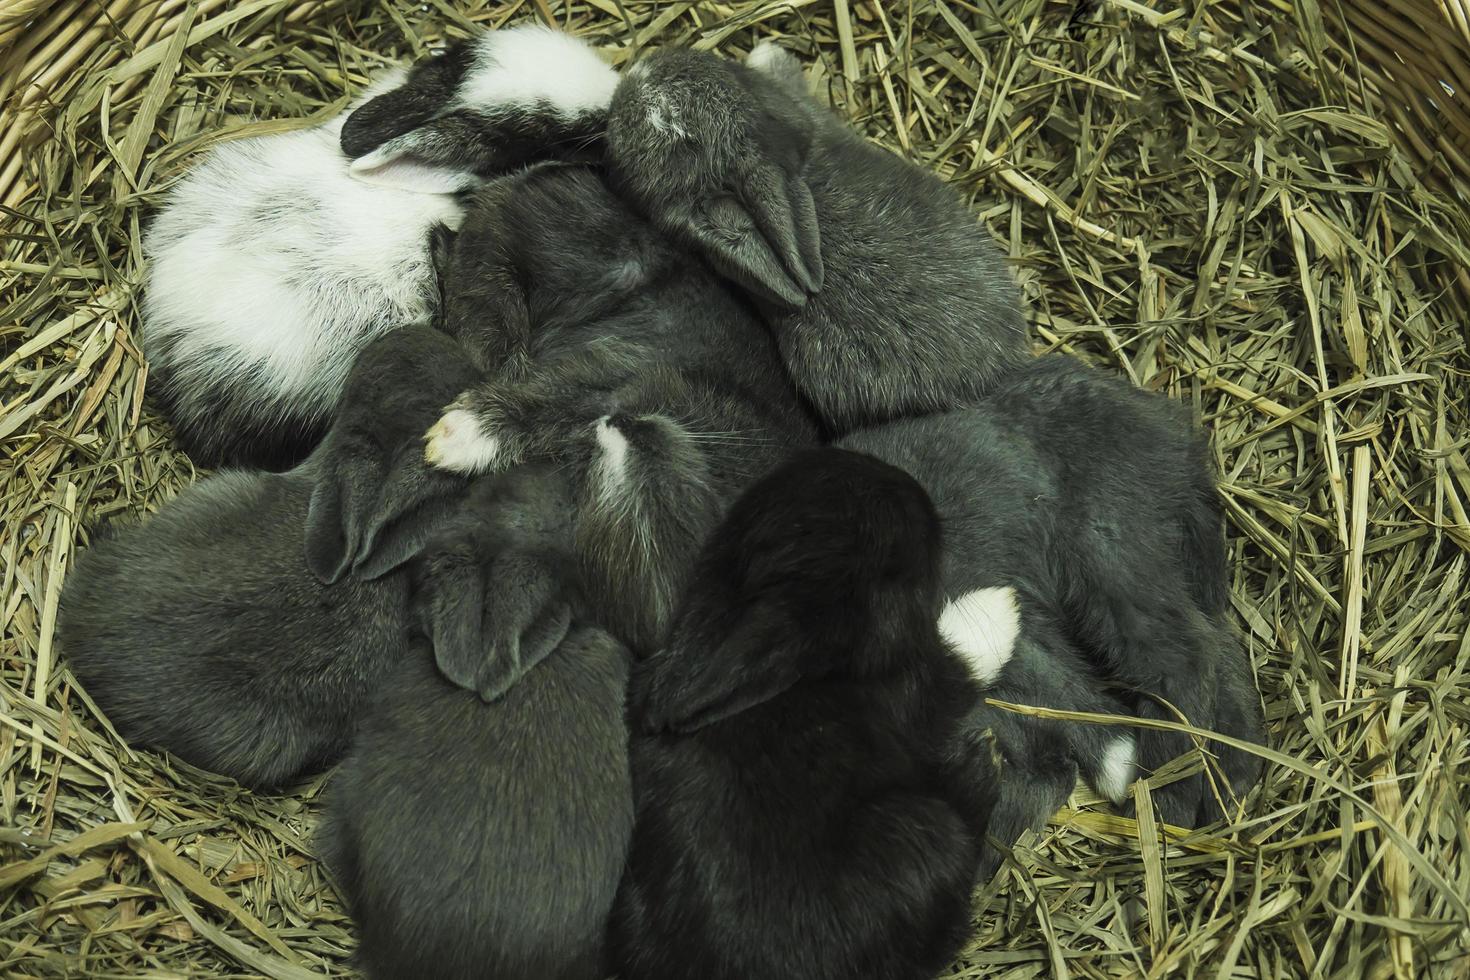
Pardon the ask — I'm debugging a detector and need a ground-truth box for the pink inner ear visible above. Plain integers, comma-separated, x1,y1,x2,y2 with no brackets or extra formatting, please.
347,149,478,195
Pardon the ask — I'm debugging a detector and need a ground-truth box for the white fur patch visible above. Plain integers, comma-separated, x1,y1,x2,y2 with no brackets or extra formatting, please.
938,586,1020,684
141,118,463,430
594,417,629,489
424,409,500,474
745,41,786,73
457,25,617,116
1096,737,1137,803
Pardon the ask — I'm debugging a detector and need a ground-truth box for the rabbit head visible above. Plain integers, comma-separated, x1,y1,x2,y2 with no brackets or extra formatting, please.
303,326,484,584
340,25,617,194
635,447,944,733
609,48,823,309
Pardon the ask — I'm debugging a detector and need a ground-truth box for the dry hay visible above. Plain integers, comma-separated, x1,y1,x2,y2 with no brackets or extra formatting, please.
3,1,1469,977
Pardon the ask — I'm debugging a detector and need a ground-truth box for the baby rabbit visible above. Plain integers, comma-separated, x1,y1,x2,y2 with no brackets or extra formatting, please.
144,24,616,468
322,477,632,980
840,354,1265,827
611,448,996,980
332,159,818,654
58,327,486,788
603,44,1029,436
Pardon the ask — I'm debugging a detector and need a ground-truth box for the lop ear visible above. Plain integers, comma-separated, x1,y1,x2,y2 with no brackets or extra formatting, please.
677,163,822,310
339,41,476,158
418,548,575,702
636,611,800,734
304,442,466,585
347,113,494,194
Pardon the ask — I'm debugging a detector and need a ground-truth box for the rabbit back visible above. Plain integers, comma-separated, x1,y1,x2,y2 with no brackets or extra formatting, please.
143,122,461,468
59,469,410,787
323,627,632,980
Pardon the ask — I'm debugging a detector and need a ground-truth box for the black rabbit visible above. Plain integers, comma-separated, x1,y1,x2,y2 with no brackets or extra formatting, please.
611,448,995,980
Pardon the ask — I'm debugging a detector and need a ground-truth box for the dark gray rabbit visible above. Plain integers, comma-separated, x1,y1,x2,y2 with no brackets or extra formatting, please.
602,43,1029,435
840,354,1265,827
611,448,995,980
322,471,632,980
320,145,818,652
58,327,484,788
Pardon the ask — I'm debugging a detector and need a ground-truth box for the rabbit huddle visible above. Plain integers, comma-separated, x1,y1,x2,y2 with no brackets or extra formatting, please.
58,23,1265,980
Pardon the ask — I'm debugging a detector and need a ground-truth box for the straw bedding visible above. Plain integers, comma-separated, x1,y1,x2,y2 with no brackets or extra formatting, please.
3,1,1469,977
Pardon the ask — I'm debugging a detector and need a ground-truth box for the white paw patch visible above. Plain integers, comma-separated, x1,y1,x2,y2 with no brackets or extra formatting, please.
424,409,500,474
594,417,629,489
938,586,1020,684
459,25,617,117
1096,737,1137,803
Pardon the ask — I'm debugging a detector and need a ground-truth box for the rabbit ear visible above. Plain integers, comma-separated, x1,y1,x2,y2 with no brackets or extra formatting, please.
339,42,476,159
681,165,823,310
419,549,575,702
347,113,491,194
305,442,465,585
637,612,801,733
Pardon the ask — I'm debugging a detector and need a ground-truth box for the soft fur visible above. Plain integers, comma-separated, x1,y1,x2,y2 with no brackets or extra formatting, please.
610,449,996,980
337,158,819,654
322,625,632,980
144,25,615,468
58,328,483,787
840,354,1265,828
603,45,1029,436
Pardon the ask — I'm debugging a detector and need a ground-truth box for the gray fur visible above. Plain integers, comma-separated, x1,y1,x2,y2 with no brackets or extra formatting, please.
57,328,483,788
604,46,1029,436
840,354,1265,828
425,162,818,654
321,624,633,980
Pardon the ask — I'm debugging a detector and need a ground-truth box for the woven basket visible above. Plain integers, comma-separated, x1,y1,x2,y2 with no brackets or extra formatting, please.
1292,0,1470,201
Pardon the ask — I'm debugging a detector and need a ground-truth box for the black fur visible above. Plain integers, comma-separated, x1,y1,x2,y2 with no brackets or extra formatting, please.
57,328,484,788
604,46,1029,435
840,355,1265,827
610,449,995,980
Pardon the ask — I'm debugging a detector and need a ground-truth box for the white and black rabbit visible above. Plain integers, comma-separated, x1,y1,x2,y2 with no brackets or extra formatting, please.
840,354,1265,827
611,448,996,980
601,43,1030,436
322,129,819,652
321,469,632,980
144,24,617,468
57,327,519,788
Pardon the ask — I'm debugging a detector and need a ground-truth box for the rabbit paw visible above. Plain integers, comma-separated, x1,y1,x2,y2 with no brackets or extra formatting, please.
608,49,823,308
425,408,510,474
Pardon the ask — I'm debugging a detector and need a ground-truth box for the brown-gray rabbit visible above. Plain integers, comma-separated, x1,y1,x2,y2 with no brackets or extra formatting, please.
840,354,1265,827
147,24,616,468
602,43,1029,436
611,448,995,980
58,327,489,788
322,468,632,980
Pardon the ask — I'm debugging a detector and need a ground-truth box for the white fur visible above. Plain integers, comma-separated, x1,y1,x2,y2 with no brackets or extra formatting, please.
938,586,1021,684
745,41,786,73
1096,737,1137,803
142,72,463,430
457,25,617,116
424,409,501,474
594,417,629,492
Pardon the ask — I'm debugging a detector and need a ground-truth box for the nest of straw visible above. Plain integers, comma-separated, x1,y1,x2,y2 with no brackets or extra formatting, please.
3,1,1469,977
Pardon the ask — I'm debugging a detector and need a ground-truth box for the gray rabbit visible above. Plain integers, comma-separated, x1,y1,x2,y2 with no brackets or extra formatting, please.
602,44,1029,436
332,98,820,654
841,354,1265,827
321,467,633,980
58,327,501,787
